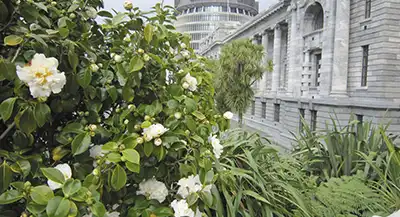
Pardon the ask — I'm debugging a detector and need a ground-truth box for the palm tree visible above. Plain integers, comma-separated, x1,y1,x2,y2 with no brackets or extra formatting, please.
217,39,265,127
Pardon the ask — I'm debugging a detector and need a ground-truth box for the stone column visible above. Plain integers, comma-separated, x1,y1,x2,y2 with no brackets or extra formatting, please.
287,5,298,96
259,31,269,94
271,24,282,93
331,0,350,96
319,1,336,96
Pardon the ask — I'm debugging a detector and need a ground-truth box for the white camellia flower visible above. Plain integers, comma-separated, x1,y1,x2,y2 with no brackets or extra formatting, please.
89,145,108,158
177,175,204,198
182,73,198,91
171,199,194,217
16,53,66,98
209,135,223,159
123,0,133,10
142,124,169,141
223,111,233,120
136,178,169,203
47,164,72,190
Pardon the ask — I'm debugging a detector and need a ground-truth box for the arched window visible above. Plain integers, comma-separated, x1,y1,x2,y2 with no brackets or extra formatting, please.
304,2,324,33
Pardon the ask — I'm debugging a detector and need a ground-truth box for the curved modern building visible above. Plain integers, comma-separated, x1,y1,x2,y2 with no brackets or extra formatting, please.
174,0,259,51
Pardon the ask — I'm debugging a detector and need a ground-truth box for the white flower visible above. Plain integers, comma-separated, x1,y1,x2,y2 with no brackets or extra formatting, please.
89,145,108,158
142,124,169,141
182,73,197,91
177,175,203,198
174,112,182,119
114,54,122,63
154,138,162,146
182,50,190,58
47,164,72,190
17,54,66,98
123,0,133,10
143,54,150,62
223,111,233,120
171,200,194,217
137,178,169,203
209,135,223,159
90,64,99,72
180,43,187,49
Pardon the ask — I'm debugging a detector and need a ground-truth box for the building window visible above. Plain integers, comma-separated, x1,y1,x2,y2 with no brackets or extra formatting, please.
261,102,266,119
274,104,280,122
365,0,371,18
313,10,324,30
361,45,369,86
356,114,364,124
299,109,305,132
310,110,317,131
251,101,255,116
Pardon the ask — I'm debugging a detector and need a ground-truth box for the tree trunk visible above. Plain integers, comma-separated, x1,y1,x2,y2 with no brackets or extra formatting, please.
238,111,243,128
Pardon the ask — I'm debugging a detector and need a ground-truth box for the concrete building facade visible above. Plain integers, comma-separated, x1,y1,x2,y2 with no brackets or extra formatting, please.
200,0,400,148
174,0,259,51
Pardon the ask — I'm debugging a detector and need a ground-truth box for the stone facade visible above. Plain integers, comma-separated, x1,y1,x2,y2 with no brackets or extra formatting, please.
200,0,400,148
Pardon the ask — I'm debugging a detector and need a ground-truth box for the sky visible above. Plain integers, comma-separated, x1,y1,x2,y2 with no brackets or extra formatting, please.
103,0,277,13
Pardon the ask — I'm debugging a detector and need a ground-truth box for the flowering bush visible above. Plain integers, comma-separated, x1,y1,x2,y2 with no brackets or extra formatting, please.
0,0,232,216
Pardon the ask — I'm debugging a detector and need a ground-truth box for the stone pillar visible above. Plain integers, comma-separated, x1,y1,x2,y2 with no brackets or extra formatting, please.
259,31,270,94
287,5,298,96
319,1,336,96
331,0,350,96
271,24,282,93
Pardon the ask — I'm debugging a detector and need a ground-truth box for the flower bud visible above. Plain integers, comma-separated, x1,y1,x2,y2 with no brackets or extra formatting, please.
90,131,96,137
88,124,97,131
138,48,144,54
182,82,189,89
128,104,135,110
174,112,182,119
51,1,57,6
185,130,190,136
29,23,40,31
114,54,123,63
98,63,103,68
144,115,151,121
92,168,100,176
84,111,89,116
90,63,99,72
134,124,141,131
137,137,144,144
124,119,129,125
111,53,116,58
124,35,131,42
143,54,150,62
69,13,76,19
124,0,133,10
154,138,162,146
115,108,121,113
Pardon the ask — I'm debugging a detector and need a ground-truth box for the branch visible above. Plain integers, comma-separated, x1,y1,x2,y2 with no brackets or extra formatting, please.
0,122,15,141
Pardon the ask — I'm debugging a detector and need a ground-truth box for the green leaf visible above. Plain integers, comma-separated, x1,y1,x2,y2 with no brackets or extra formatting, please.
4,35,23,46
0,163,12,193
34,103,51,127
122,86,135,102
91,202,106,217
58,17,68,28
0,59,17,80
153,207,174,217
129,56,144,72
185,116,196,132
243,190,270,204
141,121,151,129
71,133,91,156
68,4,79,13
59,28,69,38
27,202,46,215
0,1,9,23
30,34,47,47
41,168,65,184
125,162,140,173
122,136,138,149
102,142,118,151
76,69,92,88
122,149,140,164
112,13,127,25
18,108,37,134
31,185,54,205
184,98,197,113
106,86,118,102
16,160,31,178
191,135,204,145
192,111,206,120
111,165,127,191
144,24,153,43
0,97,17,121
98,10,113,18
167,100,179,109
46,196,70,217
62,122,84,134
186,193,199,206
68,50,79,72
107,153,121,163
144,142,153,157
34,2,48,12
0,190,23,205
62,179,81,197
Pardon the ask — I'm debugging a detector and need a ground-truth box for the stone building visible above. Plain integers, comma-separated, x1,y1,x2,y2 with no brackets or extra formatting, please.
200,0,400,148
174,0,259,51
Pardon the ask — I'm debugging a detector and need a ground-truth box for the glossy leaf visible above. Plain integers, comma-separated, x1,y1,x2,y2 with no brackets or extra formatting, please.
111,165,127,191
41,168,65,184
31,185,54,205
46,196,70,217
71,133,91,156
0,97,17,121
62,179,81,197
122,149,140,164
0,190,23,205
4,35,23,46
34,103,51,127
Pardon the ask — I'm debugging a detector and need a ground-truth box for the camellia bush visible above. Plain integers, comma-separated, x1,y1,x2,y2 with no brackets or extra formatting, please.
0,0,232,216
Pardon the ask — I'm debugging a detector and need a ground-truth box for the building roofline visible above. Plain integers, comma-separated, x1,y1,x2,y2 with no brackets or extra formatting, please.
199,0,288,55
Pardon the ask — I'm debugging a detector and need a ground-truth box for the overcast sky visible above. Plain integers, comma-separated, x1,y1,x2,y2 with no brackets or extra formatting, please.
103,0,277,13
